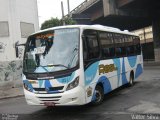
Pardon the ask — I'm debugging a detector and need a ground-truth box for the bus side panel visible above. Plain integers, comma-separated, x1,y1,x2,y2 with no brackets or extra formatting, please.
125,54,143,81
84,59,119,104
84,54,143,104
134,54,143,79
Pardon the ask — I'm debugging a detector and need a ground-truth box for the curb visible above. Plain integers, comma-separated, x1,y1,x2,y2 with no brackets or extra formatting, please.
0,94,24,100
144,61,160,66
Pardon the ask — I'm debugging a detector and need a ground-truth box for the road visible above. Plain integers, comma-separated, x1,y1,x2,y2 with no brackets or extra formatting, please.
0,66,160,120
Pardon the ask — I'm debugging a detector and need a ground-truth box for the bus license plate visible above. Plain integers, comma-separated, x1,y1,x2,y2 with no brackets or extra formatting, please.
44,102,55,106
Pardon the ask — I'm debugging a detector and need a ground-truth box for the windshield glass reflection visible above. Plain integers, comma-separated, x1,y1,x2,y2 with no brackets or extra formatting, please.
23,28,79,73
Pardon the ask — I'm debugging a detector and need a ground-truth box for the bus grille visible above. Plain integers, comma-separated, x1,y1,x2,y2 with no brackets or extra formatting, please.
37,96,62,103
33,86,64,92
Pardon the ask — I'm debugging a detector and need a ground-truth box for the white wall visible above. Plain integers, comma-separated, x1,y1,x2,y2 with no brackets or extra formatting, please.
0,0,39,62
0,0,39,85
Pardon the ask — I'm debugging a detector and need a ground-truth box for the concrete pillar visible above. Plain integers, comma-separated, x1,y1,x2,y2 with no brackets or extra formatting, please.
152,19,160,61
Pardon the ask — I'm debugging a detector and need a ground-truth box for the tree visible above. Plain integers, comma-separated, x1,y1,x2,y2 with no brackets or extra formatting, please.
62,17,76,25
41,17,61,30
41,17,76,30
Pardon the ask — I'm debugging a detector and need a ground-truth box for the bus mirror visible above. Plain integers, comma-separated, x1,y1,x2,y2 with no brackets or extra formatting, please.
15,41,26,58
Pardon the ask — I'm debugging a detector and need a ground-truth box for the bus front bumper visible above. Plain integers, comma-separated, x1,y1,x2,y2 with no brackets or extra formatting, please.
24,86,86,106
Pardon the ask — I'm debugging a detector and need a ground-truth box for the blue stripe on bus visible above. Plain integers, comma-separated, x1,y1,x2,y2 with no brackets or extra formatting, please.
39,80,44,88
85,62,99,86
45,80,52,88
91,76,112,102
122,58,128,85
23,80,34,92
45,80,60,93
127,56,137,68
135,64,143,79
57,71,75,84
113,58,121,86
98,76,112,94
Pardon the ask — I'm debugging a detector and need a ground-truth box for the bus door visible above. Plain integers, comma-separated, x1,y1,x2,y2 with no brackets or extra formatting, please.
82,29,101,103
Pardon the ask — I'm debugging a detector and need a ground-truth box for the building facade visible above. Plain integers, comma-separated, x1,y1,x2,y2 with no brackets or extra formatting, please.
133,26,155,61
0,0,39,87
133,26,153,44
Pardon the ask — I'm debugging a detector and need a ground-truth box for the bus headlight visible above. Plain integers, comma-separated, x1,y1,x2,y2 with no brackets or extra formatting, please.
66,77,79,91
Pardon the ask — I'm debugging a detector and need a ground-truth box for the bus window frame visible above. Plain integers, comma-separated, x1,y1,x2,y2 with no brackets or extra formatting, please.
82,29,101,68
23,27,81,79
82,28,141,69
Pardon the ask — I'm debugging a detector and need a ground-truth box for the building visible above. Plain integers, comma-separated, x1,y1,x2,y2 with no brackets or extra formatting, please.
0,0,39,87
133,26,155,61
133,26,153,44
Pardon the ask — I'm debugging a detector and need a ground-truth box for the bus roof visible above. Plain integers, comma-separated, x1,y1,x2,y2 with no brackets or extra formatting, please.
32,25,138,36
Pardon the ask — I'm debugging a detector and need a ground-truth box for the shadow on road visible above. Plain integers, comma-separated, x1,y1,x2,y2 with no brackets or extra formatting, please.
23,82,140,120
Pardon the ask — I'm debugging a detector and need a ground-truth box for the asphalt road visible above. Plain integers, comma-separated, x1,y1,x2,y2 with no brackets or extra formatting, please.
0,66,160,120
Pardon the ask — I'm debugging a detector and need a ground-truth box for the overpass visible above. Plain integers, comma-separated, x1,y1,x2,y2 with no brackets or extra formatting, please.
70,0,160,61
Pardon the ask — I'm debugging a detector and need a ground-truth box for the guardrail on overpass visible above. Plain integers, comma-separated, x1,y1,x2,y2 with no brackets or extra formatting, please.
70,0,100,14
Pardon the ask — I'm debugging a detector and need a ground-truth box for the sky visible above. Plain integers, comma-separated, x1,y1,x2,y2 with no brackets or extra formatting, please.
37,0,85,26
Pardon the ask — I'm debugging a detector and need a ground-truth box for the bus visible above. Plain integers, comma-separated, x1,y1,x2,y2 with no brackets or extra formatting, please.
22,25,143,106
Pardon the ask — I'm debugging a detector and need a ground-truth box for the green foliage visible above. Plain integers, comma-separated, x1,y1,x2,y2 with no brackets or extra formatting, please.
41,17,76,30
41,17,61,30
63,18,76,25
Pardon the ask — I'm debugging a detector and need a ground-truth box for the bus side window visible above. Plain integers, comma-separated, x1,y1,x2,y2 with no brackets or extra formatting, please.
115,47,121,57
99,32,115,59
83,30,100,60
109,47,115,57
127,45,134,55
133,36,141,55
114,34,125,57
125,35,135,56
87,36,99,59
135,44,141,55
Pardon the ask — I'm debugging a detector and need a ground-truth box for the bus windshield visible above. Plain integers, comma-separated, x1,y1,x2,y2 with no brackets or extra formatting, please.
23,28,79,73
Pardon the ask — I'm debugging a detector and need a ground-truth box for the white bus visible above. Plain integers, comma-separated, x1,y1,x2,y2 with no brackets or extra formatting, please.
22,25,143,106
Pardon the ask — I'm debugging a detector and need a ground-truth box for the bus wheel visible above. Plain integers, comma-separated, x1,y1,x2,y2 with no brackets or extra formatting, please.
92,85,104,105
128,73,134,86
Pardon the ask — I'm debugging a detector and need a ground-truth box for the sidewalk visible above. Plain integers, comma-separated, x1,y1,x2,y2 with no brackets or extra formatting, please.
0,87,24,100
144,61,160,66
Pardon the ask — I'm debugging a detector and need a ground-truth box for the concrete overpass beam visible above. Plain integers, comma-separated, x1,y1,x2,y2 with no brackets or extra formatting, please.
91,8,103,21
103,0,118,17
117,0,134,8
152,19,160,61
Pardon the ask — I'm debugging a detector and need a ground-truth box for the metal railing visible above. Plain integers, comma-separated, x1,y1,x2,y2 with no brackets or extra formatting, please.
70,0,100,14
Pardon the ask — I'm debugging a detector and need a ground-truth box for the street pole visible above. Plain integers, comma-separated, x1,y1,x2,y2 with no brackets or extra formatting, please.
143,27,147,61
67,0,71,17
61,1,65,25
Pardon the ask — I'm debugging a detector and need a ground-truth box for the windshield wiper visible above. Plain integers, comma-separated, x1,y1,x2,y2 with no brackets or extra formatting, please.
37,64,69,69
36,65,49,72
47,64,69,69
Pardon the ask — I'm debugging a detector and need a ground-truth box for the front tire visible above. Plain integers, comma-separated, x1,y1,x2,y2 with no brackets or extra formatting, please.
92,85,104,105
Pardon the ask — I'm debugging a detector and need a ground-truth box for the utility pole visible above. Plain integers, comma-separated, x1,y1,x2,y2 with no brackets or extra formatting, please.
61,1,65,25
67,0,71,17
